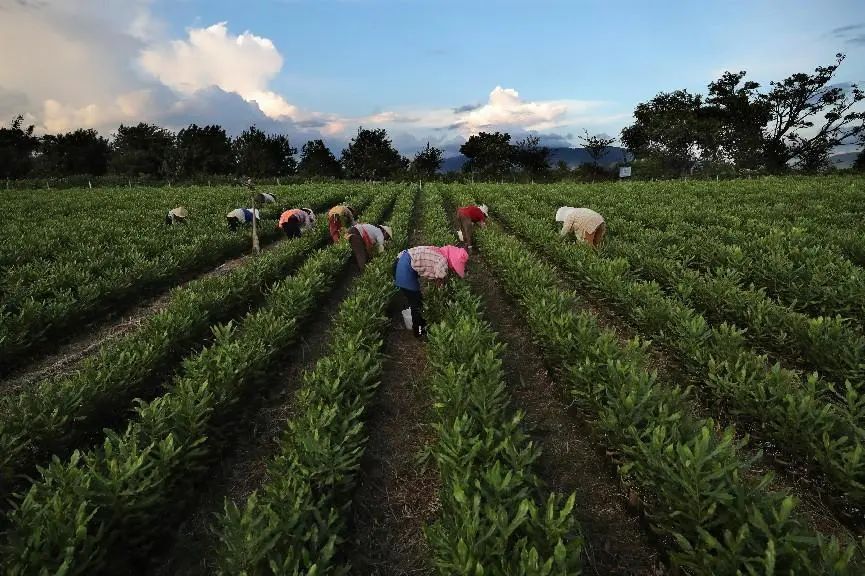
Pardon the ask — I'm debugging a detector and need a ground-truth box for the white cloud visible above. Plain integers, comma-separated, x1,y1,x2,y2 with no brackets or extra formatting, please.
0,2,629,152
138,22,301,119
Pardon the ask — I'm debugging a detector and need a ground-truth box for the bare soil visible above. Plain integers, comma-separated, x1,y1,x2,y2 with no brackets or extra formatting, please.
466,255,664,576
345,318,440,576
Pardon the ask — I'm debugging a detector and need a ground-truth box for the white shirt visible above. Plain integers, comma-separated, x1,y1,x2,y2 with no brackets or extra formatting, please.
353,223,387,253
227,208,260,222
558,207,604,238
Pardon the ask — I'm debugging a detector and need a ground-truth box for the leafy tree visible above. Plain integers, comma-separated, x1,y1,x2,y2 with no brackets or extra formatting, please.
759,54,864,172
578,130,617,167
410,142,443,181
233,126,297,178
512,135,550,181
621,90,708,176
703,71,768,169
298,139,342,178
34,129,110,176
460,131,513,181
340,127,403,180
110,123,175,178
176,124,234,177
0,115,38,179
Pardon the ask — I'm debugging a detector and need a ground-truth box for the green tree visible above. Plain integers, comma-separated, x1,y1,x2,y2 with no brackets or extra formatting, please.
340,127,403,180
176,124,234,177
298,139,342,178
0,115,38,179
620,90,708,176
233,126,297,178
460,131,513,181
759,54,864,172
110,123,175,178
512,135,550,181
410,142,443,181
34,129,110,176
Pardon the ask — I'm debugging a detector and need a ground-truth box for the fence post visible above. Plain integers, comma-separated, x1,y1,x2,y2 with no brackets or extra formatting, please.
88,180,92,189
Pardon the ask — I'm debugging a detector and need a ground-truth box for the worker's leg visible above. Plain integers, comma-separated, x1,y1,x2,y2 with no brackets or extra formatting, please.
347,230,368,271
593,222,606,247
459,214,474,250
401,288,426,337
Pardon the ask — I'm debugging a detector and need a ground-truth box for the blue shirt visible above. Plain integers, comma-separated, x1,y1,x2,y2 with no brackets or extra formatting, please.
394,251,420,291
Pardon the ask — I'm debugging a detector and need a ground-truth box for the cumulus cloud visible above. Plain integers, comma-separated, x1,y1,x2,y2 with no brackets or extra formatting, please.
346,86,629,152
0,1,629,154
139,22,300,119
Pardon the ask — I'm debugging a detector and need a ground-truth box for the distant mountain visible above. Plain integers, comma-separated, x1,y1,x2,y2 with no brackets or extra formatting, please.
439,146,630,173
830,151,861,169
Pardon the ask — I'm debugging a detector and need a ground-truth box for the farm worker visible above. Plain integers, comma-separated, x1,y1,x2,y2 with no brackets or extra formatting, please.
165,206,189,225
345,223,393,270
394,245,469,338
456,204,489,252
226,208,261,232
327,204,356,243
556,206,606,248
278,208,316,238
255,192,276,204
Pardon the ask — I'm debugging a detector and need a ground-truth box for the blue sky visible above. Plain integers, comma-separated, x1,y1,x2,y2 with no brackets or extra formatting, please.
1,0,863,154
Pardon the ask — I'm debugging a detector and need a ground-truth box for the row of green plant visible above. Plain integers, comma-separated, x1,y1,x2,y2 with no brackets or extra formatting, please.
0,186,345,372
467,208,859,574
483,193,865,512
512,181,865,328
610,216,865,327
420,188,583,575
503,193,865,394
0,191,397,575
214,188,414,574
0,194,368,505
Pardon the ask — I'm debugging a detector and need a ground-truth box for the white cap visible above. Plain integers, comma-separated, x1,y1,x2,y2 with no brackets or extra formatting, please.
381,225,393,240
479,204,489,216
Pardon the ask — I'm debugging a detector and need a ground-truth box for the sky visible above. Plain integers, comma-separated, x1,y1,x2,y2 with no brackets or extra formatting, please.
0,0,863,156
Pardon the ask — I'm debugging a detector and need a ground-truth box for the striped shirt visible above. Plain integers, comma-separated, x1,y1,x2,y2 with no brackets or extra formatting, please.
406,246,448,280
560,208,604,237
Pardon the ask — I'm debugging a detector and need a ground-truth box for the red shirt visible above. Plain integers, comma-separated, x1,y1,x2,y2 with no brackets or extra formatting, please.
457,205,487,223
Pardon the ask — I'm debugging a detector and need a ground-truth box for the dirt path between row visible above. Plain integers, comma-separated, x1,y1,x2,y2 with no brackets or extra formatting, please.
346,318,439,575
465,254,663,576
150,261,356,576
0,236,286,397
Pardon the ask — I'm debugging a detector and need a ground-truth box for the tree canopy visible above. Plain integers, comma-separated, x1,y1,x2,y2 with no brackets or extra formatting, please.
298,139,343,178
340,127,403,180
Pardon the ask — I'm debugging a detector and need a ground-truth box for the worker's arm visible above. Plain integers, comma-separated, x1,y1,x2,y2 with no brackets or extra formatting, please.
560,219,572,237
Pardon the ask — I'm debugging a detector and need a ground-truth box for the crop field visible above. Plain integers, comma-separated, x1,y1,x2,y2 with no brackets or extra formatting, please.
0,175,864,575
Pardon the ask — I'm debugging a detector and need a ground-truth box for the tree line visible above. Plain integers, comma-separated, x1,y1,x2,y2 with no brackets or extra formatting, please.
1,53,863,184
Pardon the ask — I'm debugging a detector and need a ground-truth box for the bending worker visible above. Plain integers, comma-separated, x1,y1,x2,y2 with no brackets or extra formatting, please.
255,192,277,204
394,245,468,338
327,204,356,242
226,207,260,231
556,206,606,248
165,206,188,225
456,204,488,252
346,223,393,271
278,208,316,238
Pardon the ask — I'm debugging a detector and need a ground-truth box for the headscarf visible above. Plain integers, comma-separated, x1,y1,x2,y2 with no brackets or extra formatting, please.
436,245,469,278
555,206,574,222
